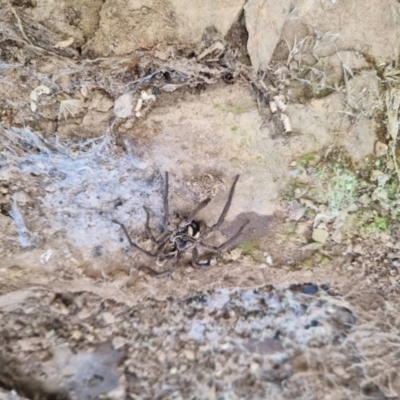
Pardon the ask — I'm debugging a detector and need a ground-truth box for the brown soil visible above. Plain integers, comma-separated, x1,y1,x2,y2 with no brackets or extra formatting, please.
1,0,400,399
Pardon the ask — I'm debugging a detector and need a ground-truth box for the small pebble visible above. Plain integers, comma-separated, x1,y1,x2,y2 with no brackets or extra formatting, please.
183,350,195,360
301,284,318,295
112,336,127,349
103,312,115,325
250,362,260,373
71,330,83,340
375,141,388,157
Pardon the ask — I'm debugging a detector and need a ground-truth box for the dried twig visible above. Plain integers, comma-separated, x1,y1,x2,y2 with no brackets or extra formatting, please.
10,6,33,46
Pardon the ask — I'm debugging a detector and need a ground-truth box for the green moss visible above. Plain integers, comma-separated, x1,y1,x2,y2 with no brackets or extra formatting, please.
302,259,313,268
371,216,389,231
295,151,320,168
304,161,358,214
282,146,400,242
387,181,399,200
240,240,258,253
304,208,315,218
327,172,358,213
354,212,390,235
281,225,296,239
239,240,263,262
323,148,354,170
282,188,296,201
321,256,331,265
288,150,359,216
313,252,330,265
230,125,239,132
281,181,308,201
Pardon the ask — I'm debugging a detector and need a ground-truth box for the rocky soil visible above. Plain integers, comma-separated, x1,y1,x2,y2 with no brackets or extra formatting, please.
1,0,400,398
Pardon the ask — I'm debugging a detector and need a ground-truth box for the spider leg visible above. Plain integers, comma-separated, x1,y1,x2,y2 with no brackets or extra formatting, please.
112,219,159,257
163,172,169,230
155,230,169,244
202,219,250,253
199,242,221,254
138,251,178,278
210,175,239,231
154,235,171,256
186,198,211,223
138,264,177,278
191,247,212,269
143,206,158,244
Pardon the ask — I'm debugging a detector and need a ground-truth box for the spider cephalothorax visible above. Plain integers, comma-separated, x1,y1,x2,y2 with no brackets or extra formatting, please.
112,173,248,277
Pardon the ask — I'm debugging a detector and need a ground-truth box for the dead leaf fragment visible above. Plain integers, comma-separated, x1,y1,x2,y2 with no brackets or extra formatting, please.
313,213,334,229
162,84,183,92
30,85,51,102
58,99,83,120
30,85,51,112
54,37,74,49
375,141,388,157
197,41,225,61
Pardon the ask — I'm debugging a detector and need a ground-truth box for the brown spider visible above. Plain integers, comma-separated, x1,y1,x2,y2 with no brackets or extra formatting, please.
112,173,249,277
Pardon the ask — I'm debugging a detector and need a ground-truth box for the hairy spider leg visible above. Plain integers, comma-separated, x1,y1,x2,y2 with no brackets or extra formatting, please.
138,264,177,278
191,247,212,269
210,174,240,231
201,219,250,253
186,198,211,223
155,230,170,244
143,206,158,244
138,247,179,278
112,219,162,257
163,172,169,230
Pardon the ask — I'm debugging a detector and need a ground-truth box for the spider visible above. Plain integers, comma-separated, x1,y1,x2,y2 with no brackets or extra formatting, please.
112,173,249,277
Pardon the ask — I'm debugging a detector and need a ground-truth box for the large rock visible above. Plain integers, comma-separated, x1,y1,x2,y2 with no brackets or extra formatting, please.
84,0,245,57
23,0,104,47
281,0,400,64
244,0,291,72
314,51,369,88
287,71,379,161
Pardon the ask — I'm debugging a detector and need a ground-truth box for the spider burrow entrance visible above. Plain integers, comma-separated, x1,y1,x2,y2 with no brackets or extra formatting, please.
112,172,249,277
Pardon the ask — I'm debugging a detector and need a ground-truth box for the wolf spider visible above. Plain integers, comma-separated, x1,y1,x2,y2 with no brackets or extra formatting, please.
112,173,249,277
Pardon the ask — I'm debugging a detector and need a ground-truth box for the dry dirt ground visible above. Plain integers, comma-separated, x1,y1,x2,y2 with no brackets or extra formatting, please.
1,0,400,399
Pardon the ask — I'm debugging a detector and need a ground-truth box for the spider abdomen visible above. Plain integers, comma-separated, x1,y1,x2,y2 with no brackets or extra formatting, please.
186,220,201,239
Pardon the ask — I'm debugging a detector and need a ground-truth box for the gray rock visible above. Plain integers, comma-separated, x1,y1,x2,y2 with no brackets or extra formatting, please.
244,0,291,72
114,92,134,119
314,51,369,87
312,228,329,243
84,0,245,57
281,0,400,64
